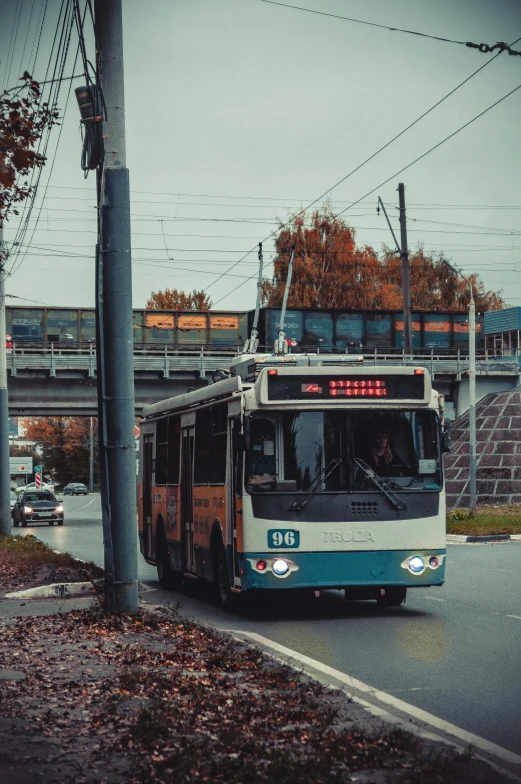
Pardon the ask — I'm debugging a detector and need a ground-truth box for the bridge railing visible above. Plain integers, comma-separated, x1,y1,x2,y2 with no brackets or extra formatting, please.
6,343,520,378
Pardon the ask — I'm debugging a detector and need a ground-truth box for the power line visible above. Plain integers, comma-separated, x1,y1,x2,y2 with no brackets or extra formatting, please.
254,0,469,47
195,36,520,303
205,81,521,309
28,185,521,212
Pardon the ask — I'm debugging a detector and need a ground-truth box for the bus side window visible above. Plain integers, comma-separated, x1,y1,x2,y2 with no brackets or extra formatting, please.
210,405,227,484
167,415,181,484
246,418,276,491
155,418,168,485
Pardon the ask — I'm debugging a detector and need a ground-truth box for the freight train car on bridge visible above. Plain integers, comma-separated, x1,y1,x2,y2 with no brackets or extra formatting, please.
6,306,483,354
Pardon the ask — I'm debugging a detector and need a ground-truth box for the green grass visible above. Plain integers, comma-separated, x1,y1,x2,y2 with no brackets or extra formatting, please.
0,534,103,576
447,506,521,536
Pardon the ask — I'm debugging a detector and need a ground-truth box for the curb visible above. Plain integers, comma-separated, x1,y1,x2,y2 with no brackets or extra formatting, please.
447,534,521,543
4,582,95,599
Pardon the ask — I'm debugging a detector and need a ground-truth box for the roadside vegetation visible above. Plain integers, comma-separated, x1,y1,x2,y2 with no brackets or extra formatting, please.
447,504,521,536
0,534,103,590
0,535,513,783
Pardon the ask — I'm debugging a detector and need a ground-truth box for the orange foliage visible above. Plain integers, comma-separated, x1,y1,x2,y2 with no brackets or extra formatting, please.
21,417,98,485
263,206,505,312
146,288,212,310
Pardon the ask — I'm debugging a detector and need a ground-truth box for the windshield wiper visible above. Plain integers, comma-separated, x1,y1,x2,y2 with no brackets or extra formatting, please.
353,458,407,510
290,458,342,512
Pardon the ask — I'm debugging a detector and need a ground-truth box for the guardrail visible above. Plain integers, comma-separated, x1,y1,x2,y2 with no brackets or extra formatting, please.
6,344,520,379
8,344,239,379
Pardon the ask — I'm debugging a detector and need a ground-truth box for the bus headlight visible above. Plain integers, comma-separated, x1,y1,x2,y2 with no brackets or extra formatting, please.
272,559,290,576
408,556,425,574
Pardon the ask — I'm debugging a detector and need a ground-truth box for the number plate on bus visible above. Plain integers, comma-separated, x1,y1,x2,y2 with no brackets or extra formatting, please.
267,529,300,549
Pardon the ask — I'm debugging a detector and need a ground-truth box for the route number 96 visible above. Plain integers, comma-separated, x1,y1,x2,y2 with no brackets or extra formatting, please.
267,529,300,549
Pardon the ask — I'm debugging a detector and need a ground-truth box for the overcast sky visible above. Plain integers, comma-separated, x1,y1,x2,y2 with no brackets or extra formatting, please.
1,0,521,313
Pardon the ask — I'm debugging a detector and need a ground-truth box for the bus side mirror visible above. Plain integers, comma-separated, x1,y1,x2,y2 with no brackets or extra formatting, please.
442,420,452,453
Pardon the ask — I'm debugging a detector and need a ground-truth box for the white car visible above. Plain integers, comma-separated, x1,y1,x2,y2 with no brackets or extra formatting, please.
24,481,55,493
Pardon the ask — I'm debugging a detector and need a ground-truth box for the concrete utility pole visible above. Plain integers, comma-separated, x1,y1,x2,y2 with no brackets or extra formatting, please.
0,225,11,536
95,0,138,611
89,416,94,492
398,183,412,354
444,259,477,513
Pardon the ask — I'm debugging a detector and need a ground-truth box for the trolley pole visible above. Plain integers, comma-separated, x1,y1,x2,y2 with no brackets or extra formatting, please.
398,183,412,355
0,225,11,536
95,0,138,612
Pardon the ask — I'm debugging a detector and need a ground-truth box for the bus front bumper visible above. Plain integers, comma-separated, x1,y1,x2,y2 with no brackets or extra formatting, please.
238,549,446,591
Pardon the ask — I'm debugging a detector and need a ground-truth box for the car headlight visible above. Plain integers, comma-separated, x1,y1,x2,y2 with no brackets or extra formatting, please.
55,505,63,513
24,506,33,514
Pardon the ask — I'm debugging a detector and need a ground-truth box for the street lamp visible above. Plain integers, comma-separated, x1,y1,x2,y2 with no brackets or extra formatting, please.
444,260,476,513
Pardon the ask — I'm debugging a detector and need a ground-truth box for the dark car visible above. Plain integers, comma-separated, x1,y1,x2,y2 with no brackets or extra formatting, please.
63,483,88,496
12,491,64,527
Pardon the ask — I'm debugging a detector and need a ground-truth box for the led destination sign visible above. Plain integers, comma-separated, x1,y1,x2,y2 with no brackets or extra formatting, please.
268,373,425,401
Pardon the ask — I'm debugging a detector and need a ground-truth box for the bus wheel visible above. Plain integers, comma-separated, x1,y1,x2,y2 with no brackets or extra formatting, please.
156,528,180,590
214,539,237,612
376,587,407,607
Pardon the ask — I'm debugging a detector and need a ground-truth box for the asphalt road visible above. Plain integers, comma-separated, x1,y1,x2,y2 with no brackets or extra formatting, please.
19,493,521,763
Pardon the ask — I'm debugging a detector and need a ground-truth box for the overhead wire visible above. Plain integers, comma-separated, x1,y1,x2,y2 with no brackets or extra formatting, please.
254,0,470,47
192,35,521,305
7,0,71,256
7,0,79,278
1,0,23,93
205,80,521,310
16,0,37,84
28,0,49,75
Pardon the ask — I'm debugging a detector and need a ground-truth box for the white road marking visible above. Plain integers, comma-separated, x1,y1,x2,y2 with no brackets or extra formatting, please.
228,630,521,770
68,496,97,513
506,615,521,621
423,595,446,602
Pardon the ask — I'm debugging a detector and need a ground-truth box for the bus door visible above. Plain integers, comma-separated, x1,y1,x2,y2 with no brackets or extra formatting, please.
181,426,196,573
230,418,243,585
142,434,154,561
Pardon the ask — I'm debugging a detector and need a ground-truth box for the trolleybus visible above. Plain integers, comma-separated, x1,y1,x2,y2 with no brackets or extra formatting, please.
138,354,448,609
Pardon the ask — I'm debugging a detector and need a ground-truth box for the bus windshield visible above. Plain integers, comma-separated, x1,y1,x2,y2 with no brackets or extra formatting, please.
246,409,441,493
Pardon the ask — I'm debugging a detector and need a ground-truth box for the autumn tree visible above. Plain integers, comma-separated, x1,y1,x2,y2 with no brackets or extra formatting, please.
0,73,59,225
146,288,212,310
21,417,99,487
263,205,504,312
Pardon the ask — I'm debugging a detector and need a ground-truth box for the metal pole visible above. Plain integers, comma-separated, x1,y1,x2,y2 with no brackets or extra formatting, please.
469,289,477,513
95,0,138,611
89,416,94,492
443,258,477,513
0,225,11,536
398,183,412,354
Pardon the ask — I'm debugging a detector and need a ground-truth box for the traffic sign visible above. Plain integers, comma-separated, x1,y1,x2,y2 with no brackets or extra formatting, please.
9,457,33,475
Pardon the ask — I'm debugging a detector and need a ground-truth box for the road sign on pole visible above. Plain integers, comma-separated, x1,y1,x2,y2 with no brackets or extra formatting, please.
9,457,33,475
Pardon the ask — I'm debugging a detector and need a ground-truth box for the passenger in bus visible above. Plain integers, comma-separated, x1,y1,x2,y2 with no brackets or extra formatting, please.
363,429,407,476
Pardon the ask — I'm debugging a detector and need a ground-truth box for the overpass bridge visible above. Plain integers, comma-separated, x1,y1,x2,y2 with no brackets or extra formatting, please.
6,345,520,417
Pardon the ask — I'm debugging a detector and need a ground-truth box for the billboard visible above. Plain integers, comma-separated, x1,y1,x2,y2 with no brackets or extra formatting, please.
10,457,33,475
